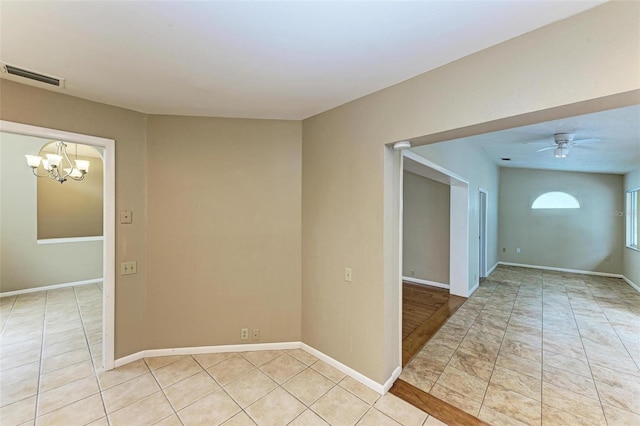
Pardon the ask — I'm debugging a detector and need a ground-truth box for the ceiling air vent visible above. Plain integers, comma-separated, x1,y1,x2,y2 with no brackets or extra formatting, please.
1,63,65,87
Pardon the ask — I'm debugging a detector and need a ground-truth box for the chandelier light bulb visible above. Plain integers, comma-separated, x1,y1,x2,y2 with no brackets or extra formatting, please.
75,159,90,172
25,155,42,168
24,141,90,183
45,153,63,168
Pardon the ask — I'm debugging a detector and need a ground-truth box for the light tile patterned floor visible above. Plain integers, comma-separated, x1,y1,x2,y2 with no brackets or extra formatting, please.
402,266,640,425
0,284,441,426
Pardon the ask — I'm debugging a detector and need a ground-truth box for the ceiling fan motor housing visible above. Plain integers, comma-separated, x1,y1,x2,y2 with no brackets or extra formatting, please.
554,133,574,144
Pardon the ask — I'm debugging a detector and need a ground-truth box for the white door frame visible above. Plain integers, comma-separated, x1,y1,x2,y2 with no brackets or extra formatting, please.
395,150,470,369
0,120,115,370
478,189,488,278
401,150,470,297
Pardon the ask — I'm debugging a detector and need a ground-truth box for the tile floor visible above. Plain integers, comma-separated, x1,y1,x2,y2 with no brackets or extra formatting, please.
3,267,639,426
402,266,640,425
0,283,442,425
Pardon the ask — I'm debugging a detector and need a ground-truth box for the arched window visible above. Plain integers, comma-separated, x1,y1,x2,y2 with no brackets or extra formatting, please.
531,192,580,209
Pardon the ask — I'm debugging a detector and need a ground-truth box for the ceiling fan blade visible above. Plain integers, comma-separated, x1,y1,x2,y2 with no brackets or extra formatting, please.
524,138,552,145
573,144,598,150
572,138,601,145
535,145,557,152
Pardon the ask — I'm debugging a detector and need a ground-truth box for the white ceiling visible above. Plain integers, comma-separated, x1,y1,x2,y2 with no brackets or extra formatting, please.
429,105,640,174
4,1,635,174
0,0,606,120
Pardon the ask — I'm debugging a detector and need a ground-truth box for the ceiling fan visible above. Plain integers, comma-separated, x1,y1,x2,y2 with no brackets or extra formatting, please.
533,133,600,158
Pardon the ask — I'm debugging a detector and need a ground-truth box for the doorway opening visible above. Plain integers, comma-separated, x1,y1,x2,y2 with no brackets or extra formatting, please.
401,150,469,296
479,189,488,279
0,120,115,370
398,150,470,365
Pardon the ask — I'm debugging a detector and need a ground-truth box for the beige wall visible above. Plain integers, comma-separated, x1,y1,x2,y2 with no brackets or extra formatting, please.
38,149,104,239
0,79,148,358
624,166,640,286
302,1,639,384
499,168,624,274
0,0,637,386
402,171,450,284
0,133,103,292
145,116,302,349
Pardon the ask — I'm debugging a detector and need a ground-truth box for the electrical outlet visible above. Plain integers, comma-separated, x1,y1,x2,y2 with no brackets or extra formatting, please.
345,268,352,282
240,328,249,340
120,261,137,275
516,248,521,253
252,329,260,341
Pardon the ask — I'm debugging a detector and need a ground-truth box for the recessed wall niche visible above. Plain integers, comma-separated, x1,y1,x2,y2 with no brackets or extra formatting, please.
37,142,104,239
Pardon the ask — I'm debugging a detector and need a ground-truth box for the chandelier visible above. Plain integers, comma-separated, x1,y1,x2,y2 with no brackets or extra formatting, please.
25,141,90,184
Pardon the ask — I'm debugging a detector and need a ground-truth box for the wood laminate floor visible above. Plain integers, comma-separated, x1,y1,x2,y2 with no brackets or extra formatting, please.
402,283,450,340
395,282,473,425
402,283,466,367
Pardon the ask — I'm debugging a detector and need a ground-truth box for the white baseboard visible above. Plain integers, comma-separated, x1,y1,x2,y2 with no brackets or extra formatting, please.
146,341,300,358
467,282,479,297
383,366,403,394
114,341,300,368
115,341,398,396
497,263,640,293
113,350,145,368
37,236,104,245
622,276,640,293
486,262,499,276
402,276,449,290
497,262,623,278
0,278,103,298
301,343,395,395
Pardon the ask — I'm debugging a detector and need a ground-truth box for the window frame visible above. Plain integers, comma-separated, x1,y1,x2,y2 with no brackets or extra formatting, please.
531,191,581,210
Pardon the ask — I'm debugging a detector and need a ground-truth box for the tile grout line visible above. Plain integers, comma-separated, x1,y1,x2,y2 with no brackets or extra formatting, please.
99,358,173,423
210,352,279,424
401,272,513,423
248,355,323,425
201,350,385,426
591,279,639,372
0,294,18,337
540,271,547,425
145,355,186,424
477,269,522,422
190,352,263,423
33,290,50,422
212,352,263,422
192,352,265,422
72,285,99,373
540,270,570,424
0,293,44,421
568,277,610,425
73,284,110,425
420,277,498,415
426,287,491,399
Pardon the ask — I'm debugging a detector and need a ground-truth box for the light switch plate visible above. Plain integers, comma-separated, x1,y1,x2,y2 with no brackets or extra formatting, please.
345,268,352,282
120,209,132,224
